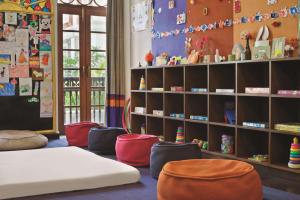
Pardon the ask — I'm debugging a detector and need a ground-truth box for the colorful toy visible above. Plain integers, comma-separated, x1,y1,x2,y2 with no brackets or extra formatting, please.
192,139,208,150
175,127,185,144
288,137,300,169
139,76,146,90
145,51,154,66
221,134,234,154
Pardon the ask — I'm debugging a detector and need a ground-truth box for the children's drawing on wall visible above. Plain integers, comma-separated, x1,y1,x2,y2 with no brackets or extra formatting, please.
5,12,17,25
0,65,9,83
40,51,51,68
16,48,29,65
39,15,51,34
0,83,15,96
3,25,16,42
32,68,44,81
0,54,10,65
40,34,51,51
19,77,32,96
0,13,4,28
17,13,28,29
9,65,29,78
132,0,150,31
40,81,53,118
16,29,29,47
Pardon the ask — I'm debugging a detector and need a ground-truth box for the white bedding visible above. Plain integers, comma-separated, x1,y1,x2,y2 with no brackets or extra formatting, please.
0,147,141,199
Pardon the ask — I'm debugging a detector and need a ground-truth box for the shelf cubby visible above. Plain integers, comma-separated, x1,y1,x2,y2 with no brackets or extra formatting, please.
271,60,300,94
209,95,235,124
131,93,146,113
164,119,184,142
270,132,294,167
147,117,163,136
185,65,208,92
237,129,269,159
131,115,146,134
164,67,184,91
131,69,146,91
271,97,300,129
185,122,207,142
237,96,269,127
147,93,163,115
147,68,163,90
164,93,184,117
209,63,235,92
185,94,207,120
237,62,269,93
209,125,235,154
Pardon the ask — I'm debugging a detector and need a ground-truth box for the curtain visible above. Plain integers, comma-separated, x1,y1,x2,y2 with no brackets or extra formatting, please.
106,0,125,127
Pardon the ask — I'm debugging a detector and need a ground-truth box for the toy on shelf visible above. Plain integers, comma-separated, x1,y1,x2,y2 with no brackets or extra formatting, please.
188,50,199,64
175,126,185,144
168,56,181,66
285,38,298,57
192,139,208,150
139,76,146,90
141,123,146,134
156,52,168,66
248,154,269,162
221,134,234,154
224,102,235,125
145,51,154,66
288,137,300,169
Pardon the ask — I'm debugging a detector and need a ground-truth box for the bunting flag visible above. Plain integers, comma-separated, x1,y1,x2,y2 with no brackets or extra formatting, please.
152,5,300,39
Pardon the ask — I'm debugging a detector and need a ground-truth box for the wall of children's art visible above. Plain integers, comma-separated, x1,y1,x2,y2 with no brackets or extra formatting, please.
0,0,55,133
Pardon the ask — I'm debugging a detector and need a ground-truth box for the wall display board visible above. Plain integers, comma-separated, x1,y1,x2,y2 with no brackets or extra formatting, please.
0,0,55,133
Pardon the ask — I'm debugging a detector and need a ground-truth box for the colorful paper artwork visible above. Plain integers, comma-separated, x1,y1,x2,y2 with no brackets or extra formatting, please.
26,0,52,13
9,65,29,78
0,13,4,28
0,65,9,83
177,12,186,25
3,25,16,42
40,51,51,68
132,1,150,31
40,34,51,51
5,12,17,25
0,54,10,65
234,0,241,13
16,29,29,47
32,68,44,81
168,0,175,9
29,56,40,68
271,37,286,58
40,81,52,118
39,15,51,34
0,83,15,96
17,13,28,29
16,48,29,65
19,78,32,96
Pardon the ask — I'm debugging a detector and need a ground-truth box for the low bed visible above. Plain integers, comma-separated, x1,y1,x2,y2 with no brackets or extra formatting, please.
0,147,141,199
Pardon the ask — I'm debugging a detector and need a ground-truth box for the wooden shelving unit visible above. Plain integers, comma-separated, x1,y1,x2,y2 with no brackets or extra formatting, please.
131,58,300,174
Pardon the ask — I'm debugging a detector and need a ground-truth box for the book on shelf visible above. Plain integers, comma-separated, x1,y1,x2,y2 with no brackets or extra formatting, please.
190,115,208,121
243,122,269,129
245,87,270,94
134,107,146,114
277,90,300,96
170,86,184,92
153,110,164,116
170,113,185,119
274,123,300,133
216,89,234,93
151,88,164,92
191,88,208,93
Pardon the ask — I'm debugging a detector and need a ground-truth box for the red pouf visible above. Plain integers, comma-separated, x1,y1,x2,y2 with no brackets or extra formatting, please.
116,134,159,166
65,122,99,147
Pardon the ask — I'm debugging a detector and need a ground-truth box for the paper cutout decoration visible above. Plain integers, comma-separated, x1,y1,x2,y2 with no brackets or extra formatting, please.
0,65,9,83
32,68,44,81
5,12,17,25
39,15,51,34
234,0,241,13
177,12,186,25
19,78,32,96
168,0,175,9
267,0,277,5
9,65,29,78
0,83,15,96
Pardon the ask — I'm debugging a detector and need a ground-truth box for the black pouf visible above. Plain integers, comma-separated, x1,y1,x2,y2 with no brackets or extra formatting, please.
88,127,126,155
150,142,202,179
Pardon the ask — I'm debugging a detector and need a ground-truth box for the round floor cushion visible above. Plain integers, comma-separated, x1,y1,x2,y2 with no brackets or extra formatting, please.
0,130,48,151
116,134,159,167
157,159,263,200
150,142,201,179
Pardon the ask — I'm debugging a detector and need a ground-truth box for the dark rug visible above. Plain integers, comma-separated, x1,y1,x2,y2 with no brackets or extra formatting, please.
15,137,300,200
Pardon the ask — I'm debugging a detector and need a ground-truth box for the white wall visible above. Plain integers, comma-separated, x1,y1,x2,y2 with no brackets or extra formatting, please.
124,0,152,97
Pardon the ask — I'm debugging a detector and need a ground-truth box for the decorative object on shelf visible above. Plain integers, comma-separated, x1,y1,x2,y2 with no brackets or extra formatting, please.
203,55,212,63
232,43,244,61
267,0,277,5
175,126,185,144
141,123,146,134
170,113,185,119
188,50,199,64
243,122,269,129
185,37,192,54
274,123,300,133
134,107,146,115
253,26,270,60
284,38,299,57
191,88,207,93
224,101,235,125
170,86,184,92
139,76,146,90
221,134,234,154
168,56,181,66
153,110,164,116
156,52,168,66
190,115,208,121
227,54,236,61
245,87,270,94
214,49,221,63
234,0,241,13
271,37,286,58
241,30,252,60
168,0,175,9
253,46,270,60
145,51,154,66
138,62,142,67
176,12,186,25
288,137,300,169
196,36,212,62
192,139,208,150
277,90,300,96
248,155,269,162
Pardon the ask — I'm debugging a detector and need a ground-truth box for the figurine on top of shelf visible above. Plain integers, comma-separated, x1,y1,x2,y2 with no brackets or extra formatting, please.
214,49,226,63
156,52,168,66
168,56,181,65
240,30,252,60
188,50,199,64
196,36,212,63
288,137,300,169
232,43,244,61
285,38,298,57
145,51,154,66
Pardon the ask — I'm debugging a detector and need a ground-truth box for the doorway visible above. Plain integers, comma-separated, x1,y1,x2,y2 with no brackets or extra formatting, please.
57,4,107,132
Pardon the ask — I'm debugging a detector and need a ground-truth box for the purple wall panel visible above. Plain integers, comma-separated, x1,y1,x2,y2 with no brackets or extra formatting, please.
152,0,186,59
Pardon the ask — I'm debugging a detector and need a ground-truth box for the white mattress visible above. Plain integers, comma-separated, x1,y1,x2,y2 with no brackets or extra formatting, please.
0,147,141,199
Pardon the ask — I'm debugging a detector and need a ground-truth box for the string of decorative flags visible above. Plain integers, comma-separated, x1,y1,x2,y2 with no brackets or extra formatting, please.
152,5,300,39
